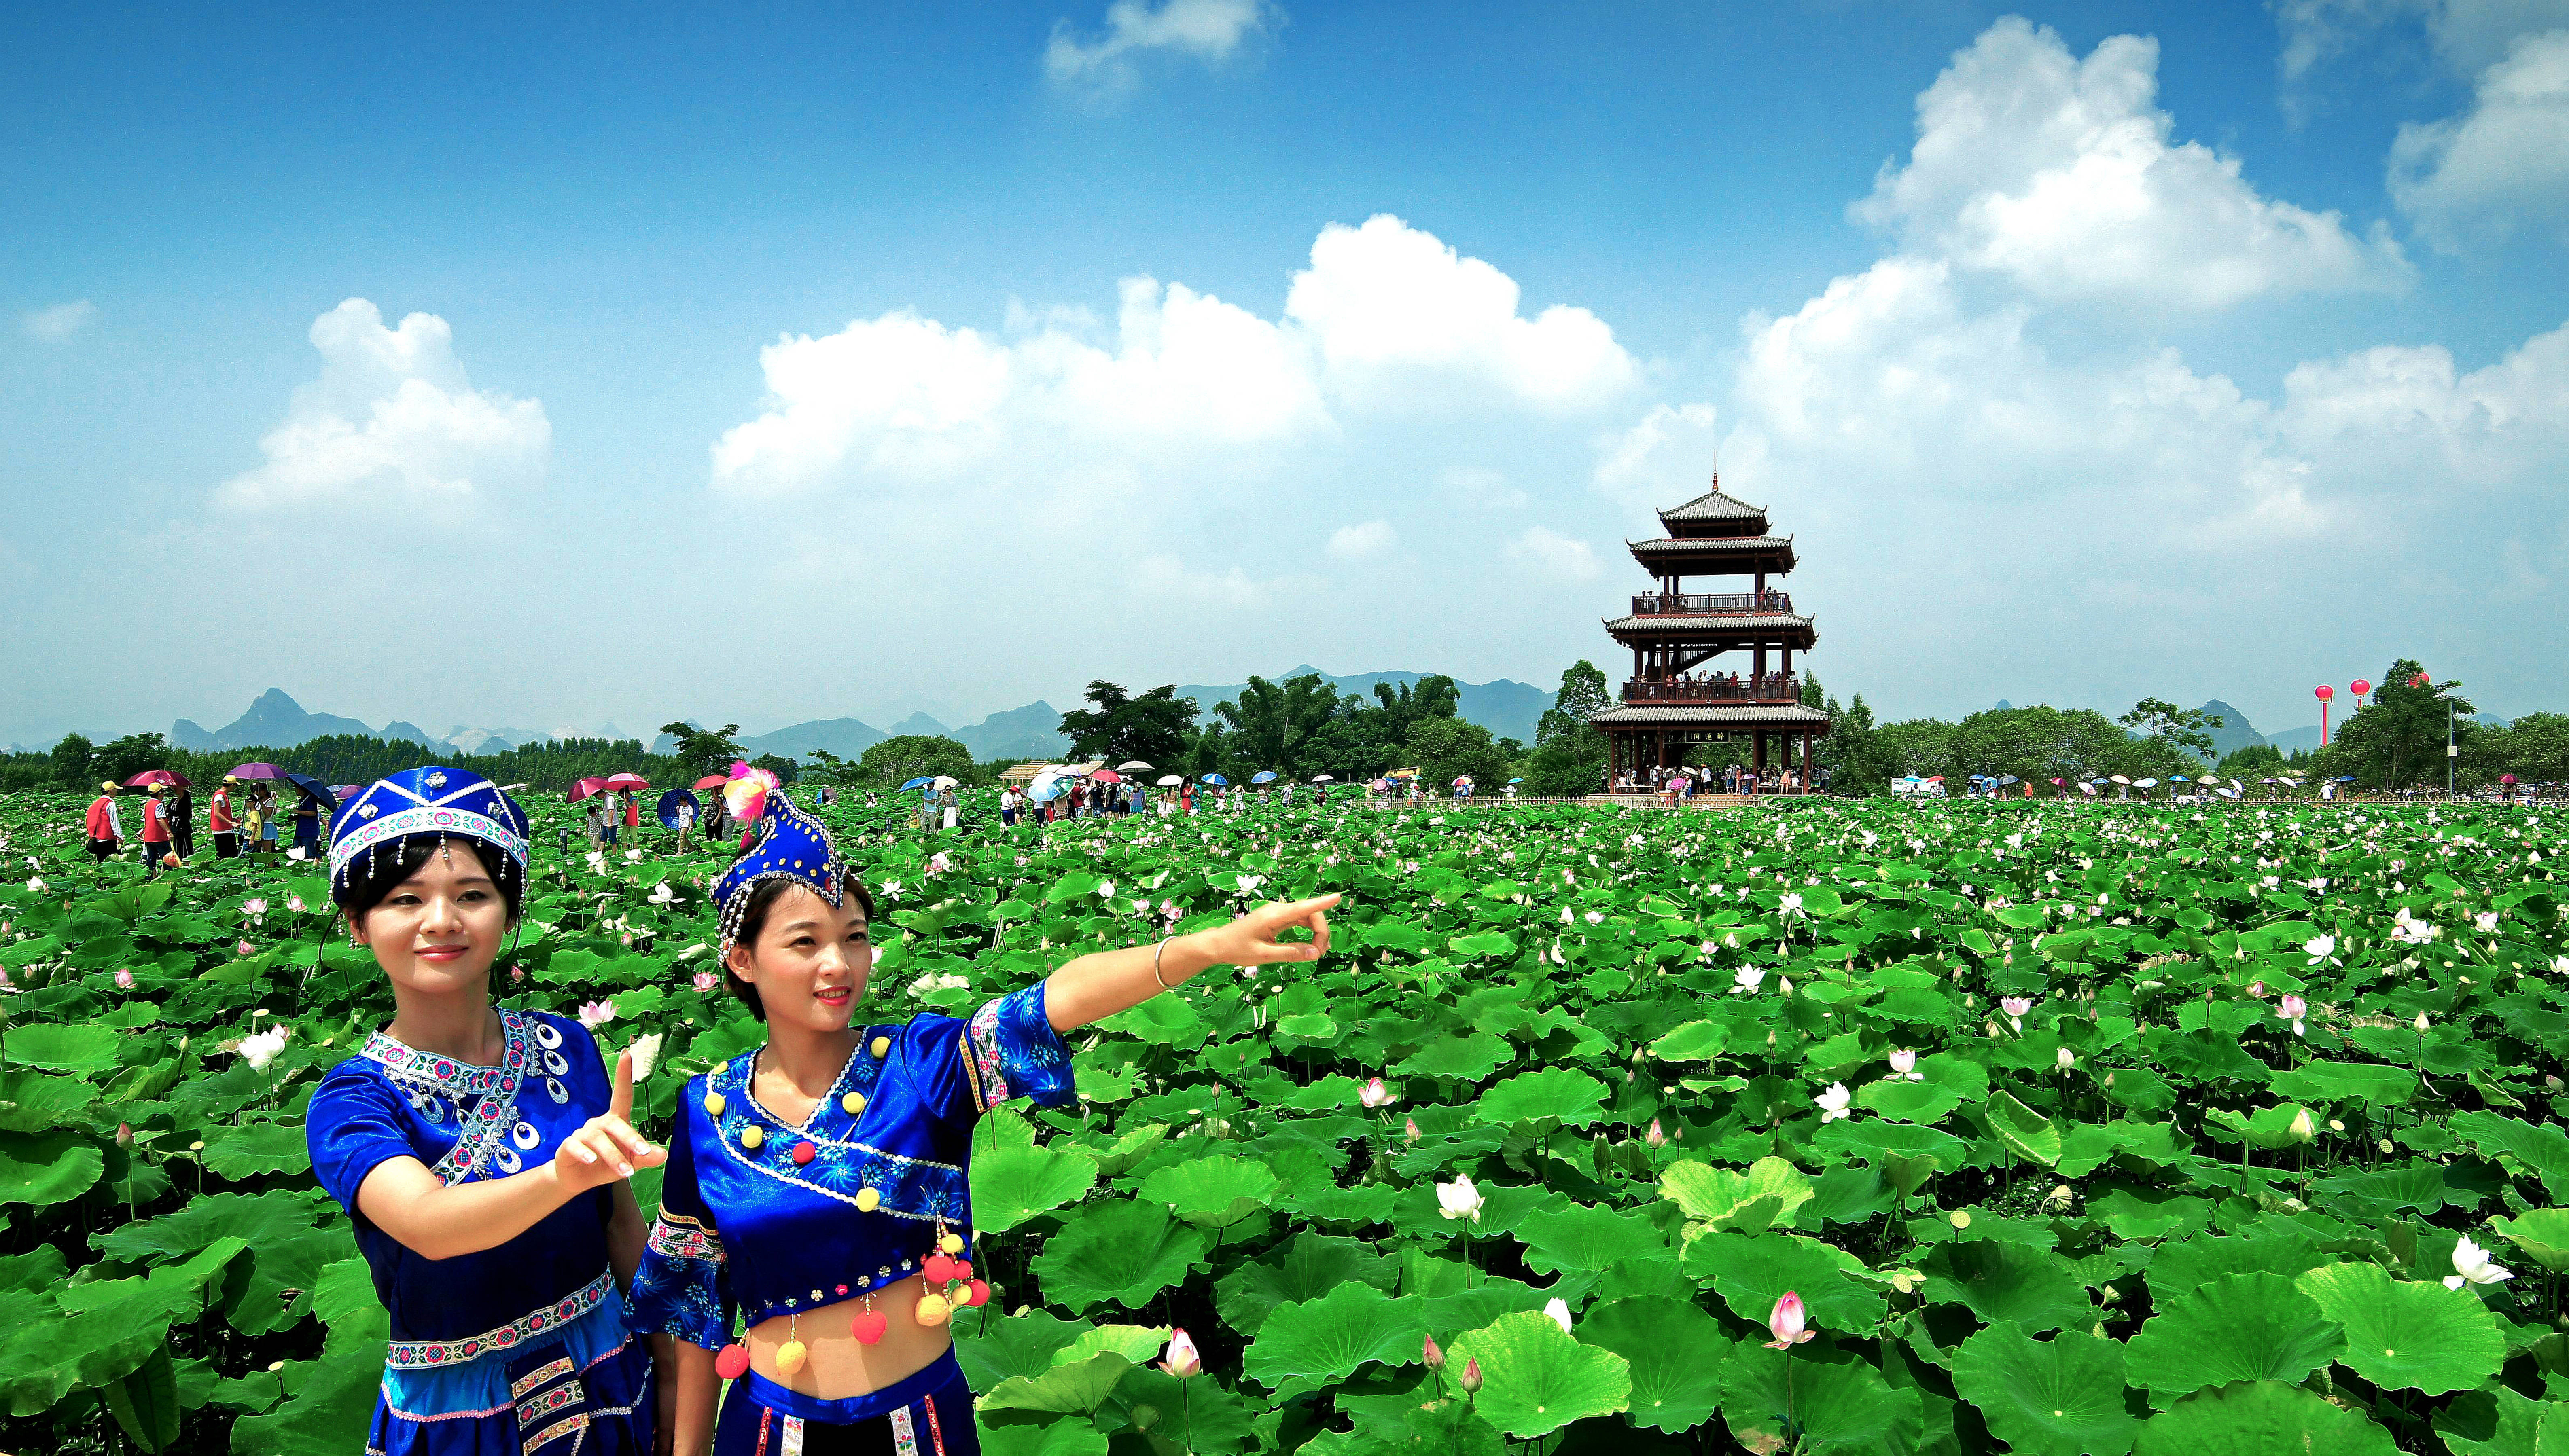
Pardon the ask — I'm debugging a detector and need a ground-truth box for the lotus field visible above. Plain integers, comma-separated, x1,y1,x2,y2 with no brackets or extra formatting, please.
5,787,2569,1454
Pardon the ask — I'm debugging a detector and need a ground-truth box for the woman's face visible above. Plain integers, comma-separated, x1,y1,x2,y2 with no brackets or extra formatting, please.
351,842,512,998
730,885,873,1033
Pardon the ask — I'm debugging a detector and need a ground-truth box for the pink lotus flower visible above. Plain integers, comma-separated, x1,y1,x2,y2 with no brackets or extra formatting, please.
2276,995,2307,1037
237,940,254,957
113,969,134,990
287,895,306,914
693,970,721,994
1160,1327,1201,1379
1764,1291,1814,1349
1645,1118,1668,1148
577,999,617,1028
1403,1116,1421,1145
243,899,268,918
1359,1076,1395,1109
1999,996,2033,1031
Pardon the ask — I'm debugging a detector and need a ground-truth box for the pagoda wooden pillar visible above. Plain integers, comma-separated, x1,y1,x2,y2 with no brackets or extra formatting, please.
1755,645,1767,676
1753,731,1766,775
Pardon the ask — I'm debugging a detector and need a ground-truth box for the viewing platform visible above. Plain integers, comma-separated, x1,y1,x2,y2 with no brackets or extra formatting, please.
1628,590,1795,616
1620,675,1803,704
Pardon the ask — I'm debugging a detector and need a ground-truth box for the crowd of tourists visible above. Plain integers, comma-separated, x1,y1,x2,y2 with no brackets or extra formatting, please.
81,776,333,873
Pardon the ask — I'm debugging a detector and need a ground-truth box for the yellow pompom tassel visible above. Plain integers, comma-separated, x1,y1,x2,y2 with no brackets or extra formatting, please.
842,1092,865,1114
871,1035,891,1058
704,1091,726,1116
776,1339,808,1375
939,1232,964,1255
741,1126,764,1151
856,1187,880,1212
914,1293,950,1326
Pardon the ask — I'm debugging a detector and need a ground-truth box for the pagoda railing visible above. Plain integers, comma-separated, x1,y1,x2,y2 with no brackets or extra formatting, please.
1622,675,1802,704
1630,590,1794,616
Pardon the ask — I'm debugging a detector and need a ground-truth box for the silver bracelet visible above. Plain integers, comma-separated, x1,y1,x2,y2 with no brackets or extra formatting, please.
1153,935,1178,990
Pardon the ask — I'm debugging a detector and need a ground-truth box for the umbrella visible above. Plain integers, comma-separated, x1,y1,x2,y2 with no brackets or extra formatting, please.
2050,777,2065,785
286,773,333,804
1091,770,1124,785
124,769,193,789
899,776,935,791
2134,778,2159,789
1202,774,1230,786
1999,775,2020,784
1156,774,1185,787
2196,775,2219,785
2109,775,2130,785
2336,775,2357,782
1250,771,1278,784
1117,760,1155,773
1452,776,1473,787
1925,776,1944,784
2080,781,2098,794
602,772,651,791
2503,774,2520,785
331,784,362,802
568,777,610,802
693,774,730,791
1311,774,1334,783
1509,777,1524,784
657,789,701,830
228,762,288,781
931,776,958,789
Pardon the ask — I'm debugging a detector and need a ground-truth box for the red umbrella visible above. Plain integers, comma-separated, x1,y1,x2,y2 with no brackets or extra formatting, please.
1090,769,1124,784
602,772,651,791
568,777,610,802
693,774,730,790
125,769,194,789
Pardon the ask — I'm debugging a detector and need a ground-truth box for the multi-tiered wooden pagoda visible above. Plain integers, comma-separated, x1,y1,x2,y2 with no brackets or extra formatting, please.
1590,478,1832,792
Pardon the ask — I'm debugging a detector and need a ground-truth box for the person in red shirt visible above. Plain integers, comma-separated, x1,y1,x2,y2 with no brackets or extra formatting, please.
84,782,123,862
209,779,240,858
139,783,176,876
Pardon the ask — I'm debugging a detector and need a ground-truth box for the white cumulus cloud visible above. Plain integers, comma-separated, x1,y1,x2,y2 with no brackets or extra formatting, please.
1047,0,1276,95
1326,521,1397,559
1592,402,1722,520
21,301,95,342
710,215,1633,497
217,299,548,511
1857,18,2407,309
1505,526,1600,581
2390,29,2569,247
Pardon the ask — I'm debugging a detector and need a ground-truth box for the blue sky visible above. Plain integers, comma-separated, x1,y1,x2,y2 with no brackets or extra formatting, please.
5,0,2564,747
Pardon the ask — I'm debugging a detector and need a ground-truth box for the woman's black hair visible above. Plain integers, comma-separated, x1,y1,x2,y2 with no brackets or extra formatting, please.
723,875,877,1023
334,836,526,928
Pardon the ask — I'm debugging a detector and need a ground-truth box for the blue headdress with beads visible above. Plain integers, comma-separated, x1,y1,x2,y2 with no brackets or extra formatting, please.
326,766,531,907
712,787,845,950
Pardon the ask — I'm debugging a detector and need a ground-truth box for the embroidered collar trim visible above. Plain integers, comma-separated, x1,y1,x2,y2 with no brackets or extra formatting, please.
357,1009,538,1183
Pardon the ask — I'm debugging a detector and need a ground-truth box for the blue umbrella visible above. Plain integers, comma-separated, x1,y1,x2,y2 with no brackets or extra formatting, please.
1201,774,1229,786
899,776,935,791
1251,771,1278,784
286,773,333,804
656,788,700,831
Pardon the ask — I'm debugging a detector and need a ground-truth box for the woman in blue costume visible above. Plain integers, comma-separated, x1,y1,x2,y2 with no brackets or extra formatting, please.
628,769,1337,1454
305,767,668,1456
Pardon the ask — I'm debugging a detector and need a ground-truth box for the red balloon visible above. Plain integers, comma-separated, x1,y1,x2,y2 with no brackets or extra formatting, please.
715,1344,751,1380
2351,679,2372,697
2314,685,2334,700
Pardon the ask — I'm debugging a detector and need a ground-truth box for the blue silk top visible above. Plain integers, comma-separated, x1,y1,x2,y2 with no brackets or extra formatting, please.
626,983,1075,1349
307,1008,621,1361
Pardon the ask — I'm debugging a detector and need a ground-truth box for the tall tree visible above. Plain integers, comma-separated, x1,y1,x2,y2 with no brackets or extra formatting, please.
1215,675,1341,777
91,732,170,785
2326,660,2473,790
855,734,974,787
659,722,745,779
1526,661,1611,795
1059,681,1198,766
50,733,93,785
2118,698,2221,763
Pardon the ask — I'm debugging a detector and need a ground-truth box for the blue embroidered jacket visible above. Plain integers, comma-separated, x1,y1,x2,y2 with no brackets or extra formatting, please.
306,1008,621,1359
626,982,1076,1349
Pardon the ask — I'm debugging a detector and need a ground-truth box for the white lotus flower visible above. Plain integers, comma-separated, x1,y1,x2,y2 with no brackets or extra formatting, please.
1437,1175,1485,1223
25,877,42,894
2303,934,2337,965
1887,1049,1923,1081
1542,1297,1573,1333
2476,911,2500,934
627,1031,663,1081
1732,966,1766,995
239,1024,291,1071
1778,892,1805,918
2056,1047,2076,1070
1814,1082,1851,1123
2445,1235,2513,1290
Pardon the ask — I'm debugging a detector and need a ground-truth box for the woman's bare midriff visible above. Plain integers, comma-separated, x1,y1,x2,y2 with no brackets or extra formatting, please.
744,1303,954,1395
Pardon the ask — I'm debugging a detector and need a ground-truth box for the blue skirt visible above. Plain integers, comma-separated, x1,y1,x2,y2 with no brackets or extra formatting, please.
713,1351,977,1455
371,1289,653,1456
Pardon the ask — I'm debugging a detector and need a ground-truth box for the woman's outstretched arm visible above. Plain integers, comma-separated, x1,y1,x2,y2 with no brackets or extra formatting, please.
1043,893,1338,1032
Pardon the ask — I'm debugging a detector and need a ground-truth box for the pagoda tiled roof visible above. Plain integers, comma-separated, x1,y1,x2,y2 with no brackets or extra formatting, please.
1589,703,1833,728
1626,534,1793,556
1602,613,1814,633
1658,487,1767,525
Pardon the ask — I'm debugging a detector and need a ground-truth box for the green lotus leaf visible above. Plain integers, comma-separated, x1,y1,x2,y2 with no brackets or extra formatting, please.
1815,1116,1973,1170
2123,1273,2342,1405
199,1122,310,1179
1138,1154,1278,1230
1687,1230,1888,1334
2295,1260,2505,1395
1660,1156,1817,1232
1719,1338,1924,1455
2451,1113,2569,1200
976,1421,1111,1456
1212,1234,1400,1338
1920,1239,2095,1335
0,1070,100,1134
1857,1077,1963,1124
1514,1202,1669,1276
1027,1197,1209,1313
1242,1281,1428,1397
2130,1380,2395,1456
2,1023,122,1076
978,1348,1145,1416
1648,1020,1728,1062
2432,1380,2569,1456
1987,1091,2064,1167
2146,1229,2330,1295
1100,1364,1266,1453
2492,1210,2569,1275
91,1189,339,1337
1950,1320,2138,1456
1472,1067,1608,1128
1395,1032,1515,1082
2086,1184,2215,1242
971,1126,1100,1235
1577,1294,1726,1433
1443,1309,1630,1439
2267,1061,2418,1107
0,1129,104,1208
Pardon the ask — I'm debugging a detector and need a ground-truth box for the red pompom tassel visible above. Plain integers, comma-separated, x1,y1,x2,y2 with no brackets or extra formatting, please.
850,1311,888,1344
952,1259,973,1282
714,1344,751,1380
922,1253,957,1283
965,1278,991,1307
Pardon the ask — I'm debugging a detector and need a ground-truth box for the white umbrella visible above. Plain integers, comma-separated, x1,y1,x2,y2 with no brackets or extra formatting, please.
1311,774,1335,783
932,775,959,789
2109,775,2131,785
1155,774,1184,787
2196,775,2219,785
1117,760,1155,772
2134,778,2158,789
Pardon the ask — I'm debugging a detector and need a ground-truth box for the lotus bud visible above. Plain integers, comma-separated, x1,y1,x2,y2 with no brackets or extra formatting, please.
2056,1047,2075,1069
115,1122,133,1148
1423,1333,1446,1370
1645,1118,1667,1148
2289,1109,2316,1143
1459,1357,1483,1394
2415,1012,2431,1033
1162,1327,1201,1379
